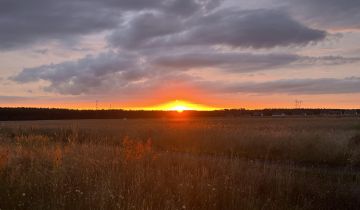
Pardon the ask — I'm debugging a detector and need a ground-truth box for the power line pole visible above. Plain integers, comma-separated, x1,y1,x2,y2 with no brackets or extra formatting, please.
295,100,302,109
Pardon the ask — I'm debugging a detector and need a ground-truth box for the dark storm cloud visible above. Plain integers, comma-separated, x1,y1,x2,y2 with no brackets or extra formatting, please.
114,9,326,49
281,0,360,29
215,77,360,95
11,51,147,95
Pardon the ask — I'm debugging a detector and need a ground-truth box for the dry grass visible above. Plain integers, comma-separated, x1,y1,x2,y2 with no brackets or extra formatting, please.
0,117,359,209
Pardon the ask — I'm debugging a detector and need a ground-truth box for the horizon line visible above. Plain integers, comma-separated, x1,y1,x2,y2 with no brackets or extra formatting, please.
1,106,359,111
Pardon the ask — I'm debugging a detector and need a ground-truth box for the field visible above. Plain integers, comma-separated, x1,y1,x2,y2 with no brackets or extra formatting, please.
0,117,360,209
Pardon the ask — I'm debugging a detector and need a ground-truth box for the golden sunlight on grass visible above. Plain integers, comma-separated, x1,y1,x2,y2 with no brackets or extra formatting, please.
144,100,218,111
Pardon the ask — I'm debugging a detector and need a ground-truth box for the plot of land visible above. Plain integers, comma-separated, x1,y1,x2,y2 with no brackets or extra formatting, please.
0,117,359,209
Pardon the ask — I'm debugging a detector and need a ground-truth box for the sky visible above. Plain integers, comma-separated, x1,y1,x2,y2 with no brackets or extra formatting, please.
0,0,360,109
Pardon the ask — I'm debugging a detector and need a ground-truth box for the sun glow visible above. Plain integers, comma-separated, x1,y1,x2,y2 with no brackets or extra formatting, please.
143,100,218,111
170,105,187,112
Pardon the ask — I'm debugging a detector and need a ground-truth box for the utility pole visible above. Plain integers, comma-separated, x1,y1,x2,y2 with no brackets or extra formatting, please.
295,100,302,109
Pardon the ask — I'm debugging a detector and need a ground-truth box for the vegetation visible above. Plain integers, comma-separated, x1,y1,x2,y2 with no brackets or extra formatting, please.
0,118,360,209
0,107,358,120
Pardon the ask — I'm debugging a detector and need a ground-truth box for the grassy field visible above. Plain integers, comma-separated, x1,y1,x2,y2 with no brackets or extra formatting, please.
0,117,360,209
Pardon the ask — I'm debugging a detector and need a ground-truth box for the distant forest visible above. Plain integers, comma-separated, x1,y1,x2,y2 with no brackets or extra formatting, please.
0,108,359,121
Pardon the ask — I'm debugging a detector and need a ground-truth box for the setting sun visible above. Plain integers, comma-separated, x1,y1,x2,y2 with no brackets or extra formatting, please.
143,100,218,111
170,105,187,112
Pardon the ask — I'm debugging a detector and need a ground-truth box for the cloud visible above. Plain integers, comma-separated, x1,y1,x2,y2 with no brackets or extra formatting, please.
115,9,326,49
280,0,360,30
11,51,147,95
0,0,121,50
153,52,299,72
104,0,222,14
213,77,360,95
161,0,224,16
0,0,329,51
297,56,360,66
108,12,185,49
0,0,222,50
5,0,357,98
0,96,33,102
153,52,360,72
3,0,360,106
181,9,326,48
11,46,360,95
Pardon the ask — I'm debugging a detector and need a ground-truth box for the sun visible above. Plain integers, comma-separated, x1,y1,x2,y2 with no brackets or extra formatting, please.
143,100,218,111
169,105,188,113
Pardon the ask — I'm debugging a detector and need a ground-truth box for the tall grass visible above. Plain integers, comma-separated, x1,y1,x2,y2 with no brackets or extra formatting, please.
0,117,359,209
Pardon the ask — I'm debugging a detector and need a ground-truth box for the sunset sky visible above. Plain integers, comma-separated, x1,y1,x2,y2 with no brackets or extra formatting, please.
1,0,360,109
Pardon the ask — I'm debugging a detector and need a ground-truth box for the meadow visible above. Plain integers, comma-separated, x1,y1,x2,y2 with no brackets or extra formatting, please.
0,117,359,209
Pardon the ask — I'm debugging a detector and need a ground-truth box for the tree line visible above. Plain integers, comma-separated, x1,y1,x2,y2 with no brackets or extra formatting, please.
0,107,358,121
